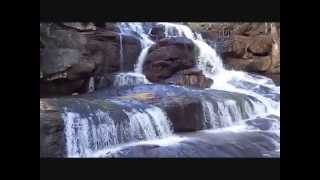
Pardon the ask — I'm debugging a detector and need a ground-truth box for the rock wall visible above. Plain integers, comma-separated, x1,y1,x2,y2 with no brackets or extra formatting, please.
40,22,280,97
188,23,280,85
40,23,142,97
143,37,213,88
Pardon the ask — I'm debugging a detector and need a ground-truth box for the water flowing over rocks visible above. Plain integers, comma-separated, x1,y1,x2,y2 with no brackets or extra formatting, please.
187,23,280,84
40,84,277,157
40,22,280,158
40,23,142,97
142,37,213,88
99,131,279,158
143,37,196,81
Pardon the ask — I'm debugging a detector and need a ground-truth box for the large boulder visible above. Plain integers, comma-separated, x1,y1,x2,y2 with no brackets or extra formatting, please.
248,35,272,56
149,24,166,41
143,37,196,82
164,68,213,88
155,96,206,132
40,23,142,97
40,23,94,97
223,35,252,59
40,99,66,157
84,30,142,73
224,56,272,72
187,23,280,76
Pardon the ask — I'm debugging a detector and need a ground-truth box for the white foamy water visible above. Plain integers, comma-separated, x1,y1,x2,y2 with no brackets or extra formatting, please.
117,22,279,127
62,110,119,157
118,22,154,48
157,23,280,129
123,106,173,140
135,46,152,73
157,22,196,39
114,23,155,86
62,104,173,157
91,135,187,157
113,72,150,87
61,22,280,157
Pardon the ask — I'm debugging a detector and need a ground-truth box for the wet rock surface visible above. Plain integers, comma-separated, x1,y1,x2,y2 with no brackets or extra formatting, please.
101,131,279,158
40,23,280,158
40,99,66,157
187,23,280,83
143,37,196,82
93,84,268,131
40,23,142,97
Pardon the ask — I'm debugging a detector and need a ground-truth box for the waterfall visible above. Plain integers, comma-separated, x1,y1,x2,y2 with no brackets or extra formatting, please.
61,101,172,157
62,109,118,157
123,106,172,139
119,34,124,71
87,77,95,93
113,72,150,87
157,22,195,39
157,23,279,117
115,22,279,122
118,22,154,48
135,46,152,73
112,23,155,86
201,95,267,130
113,22,154,86
57,22,280,157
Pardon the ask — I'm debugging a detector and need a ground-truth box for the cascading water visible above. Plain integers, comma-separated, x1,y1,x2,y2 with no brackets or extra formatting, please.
57,22,280,157
119,34,124,71
62,100,173,157
110,23,155,87
118,22,154,48
157,22,196,39
157,22,279,117
135,46,152,74
113,72,150,87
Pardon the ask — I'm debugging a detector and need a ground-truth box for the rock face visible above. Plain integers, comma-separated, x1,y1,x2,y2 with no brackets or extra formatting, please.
143,37,196,82
156,96,206,132
101,131,279,158
40,23,142,97
149,24,166,41
224,56,272,72
187,23,280,84
222,35,273,72
102,84,267,131
248,35,273,55
40,83,277,157
164,68,213,88
40,99,66,157
143,37,212,88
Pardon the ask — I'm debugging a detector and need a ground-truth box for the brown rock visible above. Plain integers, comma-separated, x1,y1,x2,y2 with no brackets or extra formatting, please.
40,23,142,97
40,79,86,97
248,35,272,56
40,99,66,157
156,96,206,132
143,37,196,82
246,56,272,72
66,61,95,80
150,24,166,41
224,56,272,72
164,68,213,88
263,73,280,86
223,35,251,58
